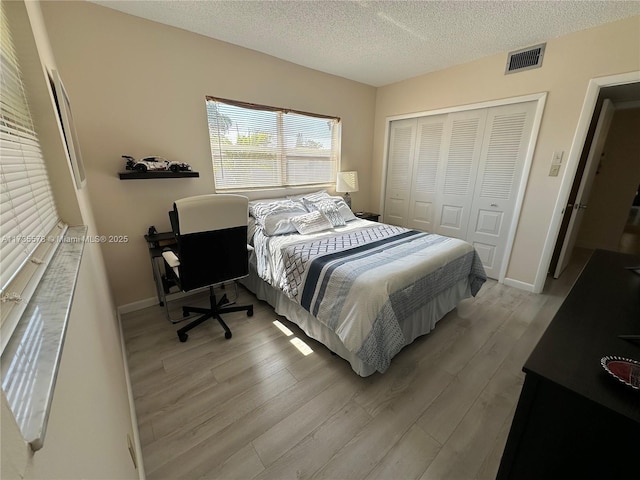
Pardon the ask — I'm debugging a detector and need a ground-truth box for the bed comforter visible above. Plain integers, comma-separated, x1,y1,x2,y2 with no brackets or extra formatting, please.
253,221,486,373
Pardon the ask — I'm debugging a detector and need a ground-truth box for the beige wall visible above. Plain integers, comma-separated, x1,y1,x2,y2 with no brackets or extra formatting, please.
577,107,640,250
40,1,377,308
373,16,640,287
1,1,139,478
38,2,640,296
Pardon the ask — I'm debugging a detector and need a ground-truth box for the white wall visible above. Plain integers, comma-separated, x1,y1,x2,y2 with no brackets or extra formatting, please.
1,1,139,478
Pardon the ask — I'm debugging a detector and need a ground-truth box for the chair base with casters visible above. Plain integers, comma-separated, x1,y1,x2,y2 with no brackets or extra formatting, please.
176,284,253,342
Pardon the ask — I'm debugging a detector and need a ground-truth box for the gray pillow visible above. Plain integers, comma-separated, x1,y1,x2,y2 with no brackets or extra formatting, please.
287,189,330,204
249,199,308,236
332,197,357,222
263,211,304,236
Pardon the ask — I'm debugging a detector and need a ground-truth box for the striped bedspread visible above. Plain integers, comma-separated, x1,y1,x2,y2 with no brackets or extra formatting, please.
280,224,486,373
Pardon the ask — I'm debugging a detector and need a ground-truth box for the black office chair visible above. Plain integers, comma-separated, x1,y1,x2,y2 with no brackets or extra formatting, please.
161,194,253,342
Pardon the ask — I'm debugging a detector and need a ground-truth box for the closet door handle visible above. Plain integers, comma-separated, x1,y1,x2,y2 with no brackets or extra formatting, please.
490,203,498,207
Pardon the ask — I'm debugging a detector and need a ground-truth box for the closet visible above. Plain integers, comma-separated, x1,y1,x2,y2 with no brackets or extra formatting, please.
383,101,538,279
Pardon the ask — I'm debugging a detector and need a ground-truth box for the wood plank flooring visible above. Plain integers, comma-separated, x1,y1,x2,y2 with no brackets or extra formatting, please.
121,252,590,480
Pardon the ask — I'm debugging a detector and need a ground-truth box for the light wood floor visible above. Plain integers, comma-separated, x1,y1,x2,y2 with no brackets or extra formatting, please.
122,252,591,480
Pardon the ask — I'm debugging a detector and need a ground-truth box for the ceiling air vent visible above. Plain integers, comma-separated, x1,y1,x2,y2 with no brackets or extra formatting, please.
505,43,546,74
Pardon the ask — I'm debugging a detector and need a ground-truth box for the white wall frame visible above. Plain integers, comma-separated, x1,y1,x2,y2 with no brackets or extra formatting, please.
379,92,547,286
51,69,86,189
534,71,640,294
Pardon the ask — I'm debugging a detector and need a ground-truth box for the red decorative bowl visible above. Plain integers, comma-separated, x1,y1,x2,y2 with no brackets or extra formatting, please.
601,356,640,391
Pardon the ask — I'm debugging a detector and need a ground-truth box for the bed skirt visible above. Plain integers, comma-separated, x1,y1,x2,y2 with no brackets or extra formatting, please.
241,263,472,377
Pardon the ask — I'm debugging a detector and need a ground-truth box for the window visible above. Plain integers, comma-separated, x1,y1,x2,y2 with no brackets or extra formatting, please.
205,97,340,191
0,3,62,352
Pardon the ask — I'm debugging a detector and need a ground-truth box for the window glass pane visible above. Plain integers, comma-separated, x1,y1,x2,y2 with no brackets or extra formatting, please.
285,113,336,186
206,99,339,190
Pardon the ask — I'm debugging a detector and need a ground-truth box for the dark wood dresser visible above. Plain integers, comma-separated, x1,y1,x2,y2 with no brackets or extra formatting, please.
497,249,640,480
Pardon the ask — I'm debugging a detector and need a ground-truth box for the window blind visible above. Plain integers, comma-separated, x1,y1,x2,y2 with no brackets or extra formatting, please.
206,97,340,190
0,4,62,351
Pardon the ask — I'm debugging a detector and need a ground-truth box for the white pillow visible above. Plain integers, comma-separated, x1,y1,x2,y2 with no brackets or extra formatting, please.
290,211,333,235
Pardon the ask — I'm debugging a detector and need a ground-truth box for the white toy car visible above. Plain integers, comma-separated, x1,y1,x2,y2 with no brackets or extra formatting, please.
123,155,191,173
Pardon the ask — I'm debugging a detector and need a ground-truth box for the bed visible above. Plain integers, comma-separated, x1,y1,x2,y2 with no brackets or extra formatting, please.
241,191,487,377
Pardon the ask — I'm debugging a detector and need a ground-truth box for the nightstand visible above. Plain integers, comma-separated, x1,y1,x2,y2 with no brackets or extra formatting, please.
354,211,380,222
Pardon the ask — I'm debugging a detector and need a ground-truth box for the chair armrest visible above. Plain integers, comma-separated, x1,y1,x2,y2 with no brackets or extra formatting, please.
162,250,181,268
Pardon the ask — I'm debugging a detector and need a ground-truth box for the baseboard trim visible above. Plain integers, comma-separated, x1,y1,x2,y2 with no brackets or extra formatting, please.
117,296,159,315
116,310,145,480
503,277,536,292
117,288,209,315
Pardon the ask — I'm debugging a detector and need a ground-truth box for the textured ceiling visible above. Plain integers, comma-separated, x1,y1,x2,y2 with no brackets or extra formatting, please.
90,0,640,87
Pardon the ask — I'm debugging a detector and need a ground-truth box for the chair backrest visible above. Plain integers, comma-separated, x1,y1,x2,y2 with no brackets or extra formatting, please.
171,194,249,292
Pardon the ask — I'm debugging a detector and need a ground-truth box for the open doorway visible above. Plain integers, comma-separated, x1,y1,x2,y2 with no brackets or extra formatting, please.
550,83,640,277
619,184,640,254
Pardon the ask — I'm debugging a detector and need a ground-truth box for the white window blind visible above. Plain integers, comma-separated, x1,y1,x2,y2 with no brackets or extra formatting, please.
1,4,62,350
206,97,340,190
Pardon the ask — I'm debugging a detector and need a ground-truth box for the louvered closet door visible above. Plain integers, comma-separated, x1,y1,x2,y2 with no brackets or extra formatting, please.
383,118,417,226
407,115,446,231
467,101,536,278
434,109,488,240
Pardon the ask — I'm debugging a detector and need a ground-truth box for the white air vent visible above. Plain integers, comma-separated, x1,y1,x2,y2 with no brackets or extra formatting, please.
505,43,545,74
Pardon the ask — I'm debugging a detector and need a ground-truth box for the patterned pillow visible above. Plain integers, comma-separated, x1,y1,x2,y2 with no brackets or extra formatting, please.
332,197,357,222
287,189,330,204
303,198,346,227
290,211,334,235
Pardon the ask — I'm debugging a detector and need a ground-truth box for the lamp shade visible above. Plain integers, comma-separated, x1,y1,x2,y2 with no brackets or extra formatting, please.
336,171,359,193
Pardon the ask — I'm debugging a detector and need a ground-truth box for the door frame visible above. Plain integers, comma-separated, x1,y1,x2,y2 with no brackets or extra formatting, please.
379,92,547,284
553,99,615,278
535,71,640,293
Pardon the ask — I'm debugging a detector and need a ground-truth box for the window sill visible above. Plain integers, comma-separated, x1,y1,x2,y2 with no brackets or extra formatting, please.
1,226,87,451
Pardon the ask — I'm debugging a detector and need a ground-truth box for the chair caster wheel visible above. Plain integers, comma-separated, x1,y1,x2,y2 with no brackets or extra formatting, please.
225,331,232,339
178,333,188,342
247,308,254,317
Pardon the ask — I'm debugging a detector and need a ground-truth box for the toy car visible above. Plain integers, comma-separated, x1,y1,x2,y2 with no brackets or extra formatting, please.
123,155,191,173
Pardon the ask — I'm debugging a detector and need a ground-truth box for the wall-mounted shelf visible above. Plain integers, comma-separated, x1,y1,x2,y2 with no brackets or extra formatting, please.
118,171,199,180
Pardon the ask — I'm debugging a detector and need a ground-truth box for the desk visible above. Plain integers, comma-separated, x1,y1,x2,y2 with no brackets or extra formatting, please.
144,231,176,305
497,249,640,479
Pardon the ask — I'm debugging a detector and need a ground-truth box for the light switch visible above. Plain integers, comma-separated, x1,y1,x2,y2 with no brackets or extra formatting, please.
552,151,564,165
549,164,560,177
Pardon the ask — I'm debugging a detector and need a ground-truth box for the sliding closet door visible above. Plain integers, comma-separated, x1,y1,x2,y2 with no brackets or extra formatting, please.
384,118,416,226
407,115,446,231
383,100,540,280
467,101,537,278
434,109,488,240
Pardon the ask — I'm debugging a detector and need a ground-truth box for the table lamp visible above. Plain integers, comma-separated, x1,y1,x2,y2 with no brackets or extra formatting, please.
336,171,359,209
